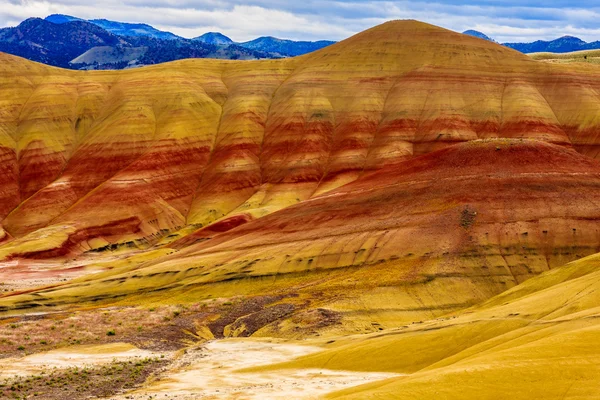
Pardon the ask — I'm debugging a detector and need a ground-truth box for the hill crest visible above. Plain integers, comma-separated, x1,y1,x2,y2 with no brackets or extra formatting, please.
1,20,600,322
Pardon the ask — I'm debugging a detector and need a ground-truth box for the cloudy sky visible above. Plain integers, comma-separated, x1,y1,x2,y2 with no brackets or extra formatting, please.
1,0,600,43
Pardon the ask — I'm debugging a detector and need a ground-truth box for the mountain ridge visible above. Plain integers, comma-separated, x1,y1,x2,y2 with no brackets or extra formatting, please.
505,35,600,53
462,29,496,42
0,17,126,68
463,27,600,53
45,14,181,39
238,36,336,57
0,17,276,69
41,14,334,59
194,32,234,45
0,15,335,69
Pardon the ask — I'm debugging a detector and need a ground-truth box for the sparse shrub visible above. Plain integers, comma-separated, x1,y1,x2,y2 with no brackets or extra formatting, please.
106,330,116,336
460,206,477,228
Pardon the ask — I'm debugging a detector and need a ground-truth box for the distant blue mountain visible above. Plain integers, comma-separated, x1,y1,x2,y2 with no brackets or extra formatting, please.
0,17,275,69
462,30,496,42
89,19,181,40
0,18,124,67
0,14,333,69
238,36,335,57
194,32,234,45
463,28,600,54
195,34,334,57
45,14,83,24
503,36,600,53
44,14,181,40
42,14,334,57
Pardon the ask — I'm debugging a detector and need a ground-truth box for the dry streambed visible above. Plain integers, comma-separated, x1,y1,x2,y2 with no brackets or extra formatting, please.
0,339,398,399
115,339,399,399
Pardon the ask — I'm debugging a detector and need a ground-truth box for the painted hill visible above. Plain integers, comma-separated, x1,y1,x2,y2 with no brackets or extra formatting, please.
1,20,600,255
1,20,600,398
5,138,600,331
2,20,600,323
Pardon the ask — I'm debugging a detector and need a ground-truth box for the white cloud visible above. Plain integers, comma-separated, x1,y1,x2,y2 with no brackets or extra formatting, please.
1,0,600,43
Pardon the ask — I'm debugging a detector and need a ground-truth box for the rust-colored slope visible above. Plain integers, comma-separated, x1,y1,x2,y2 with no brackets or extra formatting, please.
142,139,600,294
4,140,600,332
2,20,600,262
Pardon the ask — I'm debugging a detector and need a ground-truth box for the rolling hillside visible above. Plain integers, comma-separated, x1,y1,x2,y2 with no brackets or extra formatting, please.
1,20,600,325
1,19,600,399
258,251,600,399
3,138,600,333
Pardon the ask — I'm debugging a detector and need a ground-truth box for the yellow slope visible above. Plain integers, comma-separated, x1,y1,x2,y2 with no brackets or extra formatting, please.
253,252,600,399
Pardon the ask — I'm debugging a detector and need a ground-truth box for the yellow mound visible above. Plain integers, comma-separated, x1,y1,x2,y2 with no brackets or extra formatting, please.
253,252,600,398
